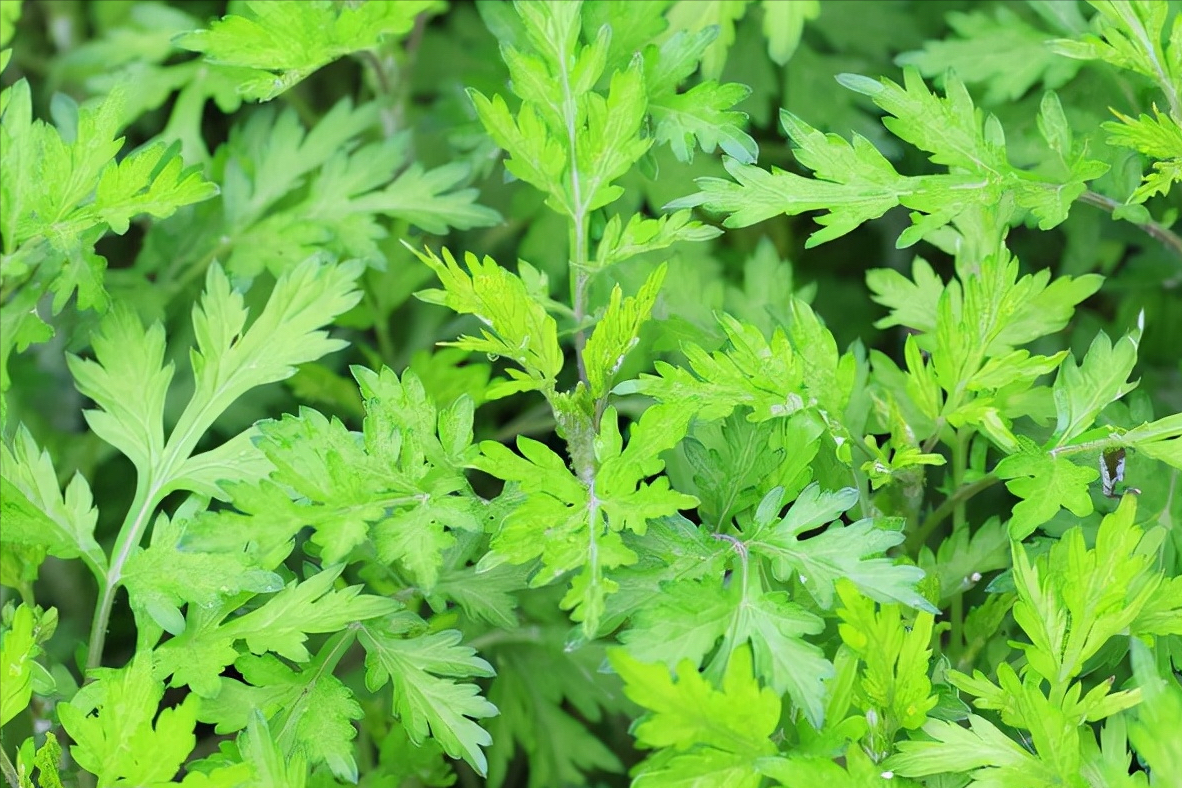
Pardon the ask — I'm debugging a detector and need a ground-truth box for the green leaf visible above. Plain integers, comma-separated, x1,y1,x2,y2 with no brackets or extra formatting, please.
613,643,778,755
93,140,221,234
748,484,935,612
1126,412,1182,470
866,248,1101,455
1,81,217,317
359,622,498,777
865,257,948,336
1051,318,1142,448
994,437,1098,540
785,297,858,416
174,101,498,281
886,714,1057,784
471,1,650,217
175,254,362,471
350,160,502,234
476,405,695,634
64,304,173,475
121,506,282,641
610,643,778,786
641,26,758,164
197,366,486,581
427,540,527,629
600,515,731,636
920,515,1010,603
23,732,65,788
0,428,105,579
197,644,364,783
220,565,399,662
1049,0,1177,93
485,626,624,788
413,246,563,397
664,0,750,81
679,411,821,529
583,264,665,399
0,604,55,726
650,79,756,165
0,0,19,48
594,209,722,270
668,111,910,244
671,68,1108,245
1008,496,1168,685
897,7,1082,103
1128,639,1182,777
620,575,736,670
1106,103,1182,154
616,313,807,422
176,0,440,101
836,582,938,736
741,589,833,727
235,712,309,788
60,655,199,788
155,565,397,695
761,0,819,65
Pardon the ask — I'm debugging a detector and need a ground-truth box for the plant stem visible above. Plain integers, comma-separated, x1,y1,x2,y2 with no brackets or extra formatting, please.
1,747,19,788
570,221,592,390
85,475,161,671
945,430,972,653
467,626,544,651
1077,190,1182,262
1048,433,1124,457
951,430,970,531
274,629,358,748
950,592,965,658
1111,2,1182,122
555,28,592,392
905,475,1000,554
365,288,397,363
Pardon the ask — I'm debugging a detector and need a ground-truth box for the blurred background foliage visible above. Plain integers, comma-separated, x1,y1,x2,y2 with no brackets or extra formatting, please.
1,2,1180,783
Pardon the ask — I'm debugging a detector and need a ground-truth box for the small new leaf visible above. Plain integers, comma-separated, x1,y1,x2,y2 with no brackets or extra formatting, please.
583,265,665,399
413,246,563,398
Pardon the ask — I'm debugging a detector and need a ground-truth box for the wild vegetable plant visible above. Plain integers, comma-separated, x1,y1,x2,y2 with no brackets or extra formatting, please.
1,1,1181,787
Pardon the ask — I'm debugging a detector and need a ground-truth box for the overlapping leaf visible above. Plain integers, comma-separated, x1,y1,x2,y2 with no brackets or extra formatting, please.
671,68,1108,247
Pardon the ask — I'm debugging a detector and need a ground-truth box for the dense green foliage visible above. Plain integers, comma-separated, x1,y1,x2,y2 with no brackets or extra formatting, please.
2,1,1181,786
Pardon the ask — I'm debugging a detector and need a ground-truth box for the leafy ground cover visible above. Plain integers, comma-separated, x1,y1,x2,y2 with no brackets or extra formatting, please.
2,1,1181,786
